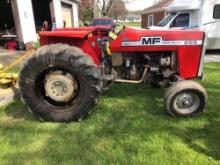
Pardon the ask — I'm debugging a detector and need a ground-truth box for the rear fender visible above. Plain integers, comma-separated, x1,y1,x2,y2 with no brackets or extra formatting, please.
81,39,101,65
39,32,101,65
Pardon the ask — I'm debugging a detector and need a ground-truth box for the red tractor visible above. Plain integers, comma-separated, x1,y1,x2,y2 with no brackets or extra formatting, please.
19,24,208,122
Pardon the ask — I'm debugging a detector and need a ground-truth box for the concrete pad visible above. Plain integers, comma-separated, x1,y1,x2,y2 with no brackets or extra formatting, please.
0,87,18,107
0,48,24,66
0,49,22,107
205,55,220,63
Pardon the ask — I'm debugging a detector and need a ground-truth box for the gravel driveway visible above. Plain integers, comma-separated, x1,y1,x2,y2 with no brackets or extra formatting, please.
205,50,220,63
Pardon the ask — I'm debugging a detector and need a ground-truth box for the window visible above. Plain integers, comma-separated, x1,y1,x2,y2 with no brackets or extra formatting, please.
61,2,73,28
158,13,177,27
171,13,190,28
147,14,154,27
213,5,220,19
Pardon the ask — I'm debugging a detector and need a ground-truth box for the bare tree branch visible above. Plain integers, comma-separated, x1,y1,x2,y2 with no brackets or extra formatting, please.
101,0,114,16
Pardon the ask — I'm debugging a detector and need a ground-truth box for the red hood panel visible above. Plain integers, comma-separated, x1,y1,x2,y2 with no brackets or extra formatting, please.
110,27,205,52
121,27,204,41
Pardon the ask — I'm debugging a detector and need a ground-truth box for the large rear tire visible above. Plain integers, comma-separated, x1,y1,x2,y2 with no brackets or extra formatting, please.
19,44,103,122
164,80,207,117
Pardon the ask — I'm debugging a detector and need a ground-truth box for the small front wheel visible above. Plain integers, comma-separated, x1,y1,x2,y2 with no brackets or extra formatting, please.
164,80,208,117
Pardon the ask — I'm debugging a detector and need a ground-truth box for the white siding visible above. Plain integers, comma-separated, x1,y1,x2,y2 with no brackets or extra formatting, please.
11,0,37,43
168,0,201,11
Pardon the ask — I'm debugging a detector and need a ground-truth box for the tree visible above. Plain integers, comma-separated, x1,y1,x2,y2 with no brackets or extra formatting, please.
100,0,114,16
79,0,95,25
109,0,127,20
79,0,115,23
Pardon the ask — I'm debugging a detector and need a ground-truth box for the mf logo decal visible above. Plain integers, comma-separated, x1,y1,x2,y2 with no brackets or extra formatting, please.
121,36,203,46
141,37,162,45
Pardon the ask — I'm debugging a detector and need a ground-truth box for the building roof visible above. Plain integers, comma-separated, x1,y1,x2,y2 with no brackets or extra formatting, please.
142,0,174,14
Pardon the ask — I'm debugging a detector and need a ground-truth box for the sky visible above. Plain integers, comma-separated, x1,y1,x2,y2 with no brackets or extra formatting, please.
124,0,159,11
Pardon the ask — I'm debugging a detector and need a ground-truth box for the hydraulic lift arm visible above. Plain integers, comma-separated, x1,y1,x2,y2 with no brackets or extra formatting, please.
0,49,35,85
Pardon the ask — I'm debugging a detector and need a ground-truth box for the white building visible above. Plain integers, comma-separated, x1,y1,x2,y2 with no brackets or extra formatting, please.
0,0,80,44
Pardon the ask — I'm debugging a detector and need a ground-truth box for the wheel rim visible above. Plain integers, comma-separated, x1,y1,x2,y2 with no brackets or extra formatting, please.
44,71,78,102
173,92,200,115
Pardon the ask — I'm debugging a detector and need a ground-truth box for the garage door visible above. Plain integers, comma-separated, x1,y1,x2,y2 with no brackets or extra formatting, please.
61,3,73,28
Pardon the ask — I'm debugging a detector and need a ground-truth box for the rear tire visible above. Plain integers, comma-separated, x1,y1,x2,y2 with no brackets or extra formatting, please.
19,44,103,122
164,80,207,117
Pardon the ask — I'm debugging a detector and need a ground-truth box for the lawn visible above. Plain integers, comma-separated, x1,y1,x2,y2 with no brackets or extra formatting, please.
124,22,141,27
0,63,220,165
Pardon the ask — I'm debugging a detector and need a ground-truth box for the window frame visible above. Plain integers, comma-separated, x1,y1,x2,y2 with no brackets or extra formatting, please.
147,14,154,27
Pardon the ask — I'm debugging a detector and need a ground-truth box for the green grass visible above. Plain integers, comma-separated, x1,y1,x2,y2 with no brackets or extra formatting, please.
0,63,220,165
7,66,21,74
124,22,141,27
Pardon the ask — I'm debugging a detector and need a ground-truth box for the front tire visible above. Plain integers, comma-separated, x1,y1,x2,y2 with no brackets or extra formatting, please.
19,44,103,122
164,80,207,117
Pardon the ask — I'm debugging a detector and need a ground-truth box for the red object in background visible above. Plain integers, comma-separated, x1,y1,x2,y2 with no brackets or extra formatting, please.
6,40,17,50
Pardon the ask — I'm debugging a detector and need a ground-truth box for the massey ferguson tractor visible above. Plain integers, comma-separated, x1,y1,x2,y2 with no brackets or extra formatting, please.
16,24,207,122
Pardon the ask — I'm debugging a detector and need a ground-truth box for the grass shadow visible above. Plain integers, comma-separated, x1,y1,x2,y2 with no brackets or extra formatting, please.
171,119,220,161
2,100,38,122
